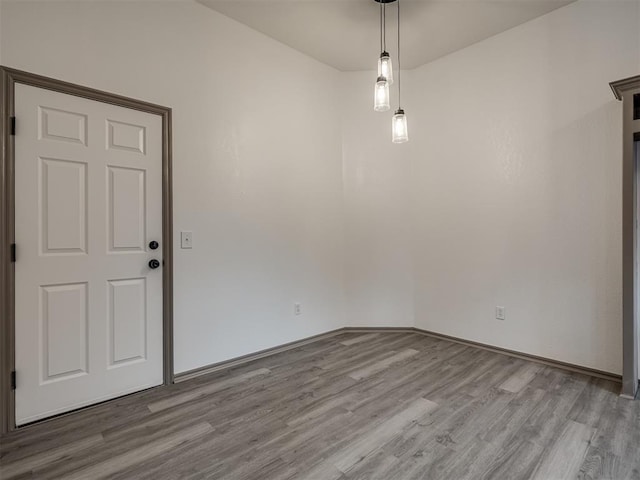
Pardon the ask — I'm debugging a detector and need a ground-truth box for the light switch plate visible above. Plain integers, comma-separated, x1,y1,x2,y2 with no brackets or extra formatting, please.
181,231,193,249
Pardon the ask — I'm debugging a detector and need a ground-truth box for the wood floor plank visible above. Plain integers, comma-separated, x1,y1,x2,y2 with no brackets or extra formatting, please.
316,335,422,375
477,437,543,480
342,448,400,480
479,386,546,445
60,422,214,480
578,445,640,480
380,392,473,459
284,394,352,427
567,377,619,427
340,333,380,346
299,460,345,480
381,438,457,480
122,416,291,480
437,387,515,452
587,391,640,465
426,351,520,403
530,419,596,480
331,397,438,473
516,373,590,449
424,436,497,480
348,348,419,380
0,396,149,456
147,367,271,413
498,362,542,393
0,434,104,478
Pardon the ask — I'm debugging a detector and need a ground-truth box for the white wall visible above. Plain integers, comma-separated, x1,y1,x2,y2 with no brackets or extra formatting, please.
0,0,346,374
341,71,414,327
408,0,639,374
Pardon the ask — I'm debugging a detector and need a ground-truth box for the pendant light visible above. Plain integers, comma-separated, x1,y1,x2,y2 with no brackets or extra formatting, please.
377,2,393,84
374,76,390,111
374,1,391,111
392,109,408,143
378,53,393,85
392,0,408,143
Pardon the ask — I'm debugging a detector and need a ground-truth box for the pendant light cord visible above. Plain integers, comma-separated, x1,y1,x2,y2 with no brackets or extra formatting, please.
379,2,383,53
397,0,401,108
383,3,387,52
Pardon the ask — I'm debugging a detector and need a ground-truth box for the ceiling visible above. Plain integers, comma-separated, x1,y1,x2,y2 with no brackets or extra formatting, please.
197,0,575,71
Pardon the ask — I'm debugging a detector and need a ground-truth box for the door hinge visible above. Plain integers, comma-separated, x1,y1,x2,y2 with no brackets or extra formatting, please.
10,243,16,263
10,371,16,390
10,116,16,136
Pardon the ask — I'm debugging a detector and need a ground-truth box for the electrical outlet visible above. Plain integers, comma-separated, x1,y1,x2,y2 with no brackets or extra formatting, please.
181,231,193,249
294,303,302,315
496,306,506,321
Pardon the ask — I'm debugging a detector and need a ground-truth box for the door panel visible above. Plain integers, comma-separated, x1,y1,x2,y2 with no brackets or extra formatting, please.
108,278,147,367
39,106,88,145
15,84,164,425
108,166,146,252
107,119,146,154
40,157,87,254
41,282,88,382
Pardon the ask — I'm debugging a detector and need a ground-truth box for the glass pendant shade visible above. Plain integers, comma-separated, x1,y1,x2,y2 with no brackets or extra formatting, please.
378,52,393,84
374,76,390,112
392,108,409,143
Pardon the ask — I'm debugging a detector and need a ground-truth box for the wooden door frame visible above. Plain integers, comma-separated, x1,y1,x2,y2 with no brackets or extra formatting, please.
611,74,640,399
0,66,174,434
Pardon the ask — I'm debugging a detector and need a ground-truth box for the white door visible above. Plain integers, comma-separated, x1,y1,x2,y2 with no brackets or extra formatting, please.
14,84,164,425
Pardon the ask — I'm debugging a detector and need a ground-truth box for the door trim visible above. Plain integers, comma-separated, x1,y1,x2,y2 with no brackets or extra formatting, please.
0,66,174,434
611,74,640,399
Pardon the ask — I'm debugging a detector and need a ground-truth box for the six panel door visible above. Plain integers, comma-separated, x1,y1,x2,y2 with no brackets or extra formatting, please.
14,84,164,425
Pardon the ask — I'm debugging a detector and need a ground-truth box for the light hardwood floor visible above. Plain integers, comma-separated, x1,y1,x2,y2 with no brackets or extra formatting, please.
1,332,639,479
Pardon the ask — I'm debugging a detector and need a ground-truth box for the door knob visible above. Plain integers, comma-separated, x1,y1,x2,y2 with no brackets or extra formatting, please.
148,259,160,269
149,241,159,250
